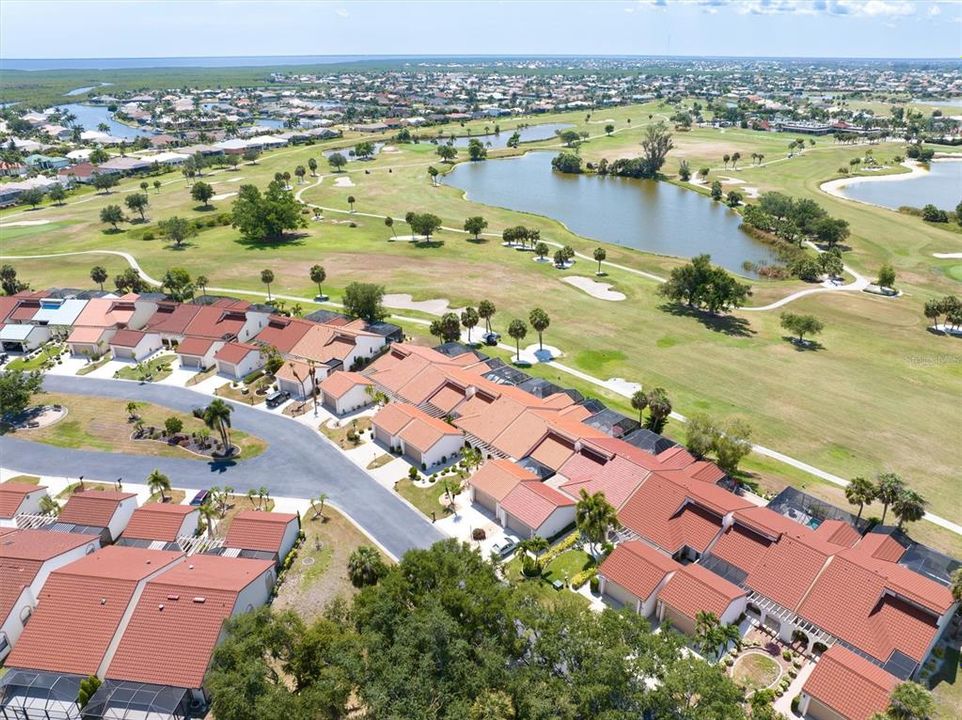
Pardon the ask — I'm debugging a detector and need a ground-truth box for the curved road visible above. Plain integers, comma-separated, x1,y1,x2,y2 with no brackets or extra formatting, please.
1,375,444,558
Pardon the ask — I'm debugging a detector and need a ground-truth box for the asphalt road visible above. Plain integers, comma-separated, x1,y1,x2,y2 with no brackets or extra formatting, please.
0,375,445,558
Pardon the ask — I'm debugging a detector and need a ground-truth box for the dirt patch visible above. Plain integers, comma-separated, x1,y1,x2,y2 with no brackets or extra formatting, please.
273,506,389,620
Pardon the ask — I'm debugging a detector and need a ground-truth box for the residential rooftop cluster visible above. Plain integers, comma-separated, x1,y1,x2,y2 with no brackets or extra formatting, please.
352,340,959,720
0,480,301,720
0,289,397,392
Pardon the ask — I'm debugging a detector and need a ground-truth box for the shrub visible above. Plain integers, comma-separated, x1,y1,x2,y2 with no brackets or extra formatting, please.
933,646,945,659
472,528,486,541
782,649,793,661
589,575,600,594
570,567,597,589
724,657,735,667
791,695,801,713
812,642,828,654
142,231,155,240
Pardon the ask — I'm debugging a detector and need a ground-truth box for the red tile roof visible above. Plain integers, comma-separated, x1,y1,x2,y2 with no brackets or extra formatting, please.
214,341,259,364
599,540,680,602
123,504,197,543
319,370,372,399
560,455,650,510
252,316,312,353
145,302,202,335
618,474,726,554
803,645,898,720
797,551,949,665
175,336,216,357
469,459,538,503
58,490,136,528
6,547,183,676
224,511,298,553
182,306,248,340
744,533,836,612
499,481,574,531
0,481,46,519
657,563,745,621
105,555,275,689
109,328,148,348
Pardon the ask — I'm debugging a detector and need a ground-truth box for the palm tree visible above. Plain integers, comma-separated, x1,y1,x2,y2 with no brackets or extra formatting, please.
593,247,606,275
630,390,647,424
125,401,141,421
202,399,234,455
575,489,620,557
309,264,326,298
195,275,209,296
528,308,550,351
952,568,962,604
507,319,527,362
197,502,217,538
347,195,356,212
310,492,328,520
247,487,257,507
875,472,905,525
518,535,551,576
892,489,926,530
90,265,108,291
722,154,730,168
845,476,877,522
39,495,60,516
348,545,387,587
260,269,275,301
258,485,270,510
146,469,171,502
644,387,672,433
384,216,397,238
308,157,318,176
478,299,496,333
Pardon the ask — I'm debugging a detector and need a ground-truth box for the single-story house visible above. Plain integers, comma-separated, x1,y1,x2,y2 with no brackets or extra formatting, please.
319,371,374,415
57,490,139,544
222,510,301,565
66,325,116,358
108,328,163,361
117,503,199,549
0,529,101,662
175,336,224,370
0,482,49,528
274,358,316,400
497,480,576,539
598,540,681,617
372,402,464,469
29,297,88,332
468,458,538,516
655,563,747,636
0,322,50,353
799,645,900,720
214,342,263,379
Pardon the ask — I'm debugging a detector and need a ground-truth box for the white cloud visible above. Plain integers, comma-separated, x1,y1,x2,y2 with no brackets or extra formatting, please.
693,0,919,17
827,0,915,16
334,7,349,17
929,4,941,16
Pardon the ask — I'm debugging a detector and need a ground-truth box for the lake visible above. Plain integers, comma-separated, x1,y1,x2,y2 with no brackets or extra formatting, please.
446,152,776,275
446,123,574,149
839,161,962,212
64,82,113,96
56,103,155,139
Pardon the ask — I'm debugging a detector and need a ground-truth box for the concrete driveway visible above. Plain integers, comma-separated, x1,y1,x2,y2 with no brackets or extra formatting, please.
0,375,444,558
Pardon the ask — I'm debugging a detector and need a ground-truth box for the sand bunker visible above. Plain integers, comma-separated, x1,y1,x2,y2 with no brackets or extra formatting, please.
333,176,355,187
562,276,626,301
383,293,460,315
933,252,962,259
225,176,246,183
211,192,237,201
1,219,51,227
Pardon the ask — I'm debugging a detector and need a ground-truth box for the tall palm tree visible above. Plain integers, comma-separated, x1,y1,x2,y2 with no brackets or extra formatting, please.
518,535,550,576
202,399,234,455
197,502,217,538
146,469,171,502
892,489,926,530
875,472,905,525
845,476,876,522
575,489,620,557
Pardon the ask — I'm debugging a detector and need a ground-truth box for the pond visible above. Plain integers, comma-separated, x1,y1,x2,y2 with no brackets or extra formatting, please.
446,152,776,275
55,103,154,139
445,122,574,149
838,160,962,212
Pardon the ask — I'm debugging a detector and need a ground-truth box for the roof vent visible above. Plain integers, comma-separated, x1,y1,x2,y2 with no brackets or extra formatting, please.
167,594,180,601
158,604,164,611
100,598,107,605
192,596,206,604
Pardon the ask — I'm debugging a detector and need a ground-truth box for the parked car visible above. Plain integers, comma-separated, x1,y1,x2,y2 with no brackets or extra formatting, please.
483,331,501,346
265,390,290,408
493,539,517,558
189,489,210,506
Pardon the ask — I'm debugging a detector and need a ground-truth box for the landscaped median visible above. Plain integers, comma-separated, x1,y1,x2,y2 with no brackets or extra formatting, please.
9,392,267,460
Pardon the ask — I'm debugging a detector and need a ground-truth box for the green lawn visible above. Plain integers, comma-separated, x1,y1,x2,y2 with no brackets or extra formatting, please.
6,343,66,372
3,103,961,531
113,355,174,382
395,478,454,520
929,645,961,720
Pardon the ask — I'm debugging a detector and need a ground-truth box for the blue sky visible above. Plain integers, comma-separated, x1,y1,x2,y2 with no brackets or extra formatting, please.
1,0,960,60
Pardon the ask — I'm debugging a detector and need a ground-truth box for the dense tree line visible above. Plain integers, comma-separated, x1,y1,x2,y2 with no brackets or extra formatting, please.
741,192,850,249
207,540,752,720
